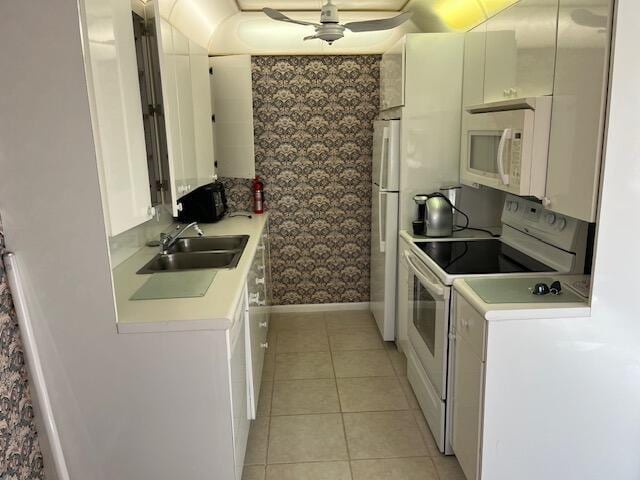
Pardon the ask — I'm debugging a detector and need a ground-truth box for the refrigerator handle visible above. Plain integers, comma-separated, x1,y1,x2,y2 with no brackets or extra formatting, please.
379,127,390,190
379,191,386,253
2,252,71,480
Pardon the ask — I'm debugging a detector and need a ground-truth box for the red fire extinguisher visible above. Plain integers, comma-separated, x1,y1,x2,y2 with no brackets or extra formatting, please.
252,175,264,214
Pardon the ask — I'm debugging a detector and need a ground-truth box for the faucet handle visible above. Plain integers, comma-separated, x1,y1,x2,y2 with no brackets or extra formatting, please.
194,224,204,237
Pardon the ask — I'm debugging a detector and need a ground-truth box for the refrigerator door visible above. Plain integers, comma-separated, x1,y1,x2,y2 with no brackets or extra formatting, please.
372,120,400,191
370,186,399,341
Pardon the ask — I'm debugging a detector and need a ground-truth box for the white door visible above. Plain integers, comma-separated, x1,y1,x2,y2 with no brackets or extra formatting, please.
370,187,399,341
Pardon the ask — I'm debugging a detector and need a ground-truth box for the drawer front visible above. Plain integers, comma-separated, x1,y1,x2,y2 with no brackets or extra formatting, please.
455,293,486,360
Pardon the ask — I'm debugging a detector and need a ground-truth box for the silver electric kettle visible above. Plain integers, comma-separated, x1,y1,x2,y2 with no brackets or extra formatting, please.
421,193,454,237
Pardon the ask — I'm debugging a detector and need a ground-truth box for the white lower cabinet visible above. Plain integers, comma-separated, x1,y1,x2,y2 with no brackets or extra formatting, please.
247,231,270,418
451,292,486,480
227,228,271,478
228,290,250,480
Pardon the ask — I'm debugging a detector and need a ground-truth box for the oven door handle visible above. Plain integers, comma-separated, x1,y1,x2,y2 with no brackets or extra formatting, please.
404,251,445,298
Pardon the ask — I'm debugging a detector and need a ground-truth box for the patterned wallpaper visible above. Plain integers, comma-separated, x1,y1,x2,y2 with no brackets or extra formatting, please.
0,222,45,479
222,55,380,305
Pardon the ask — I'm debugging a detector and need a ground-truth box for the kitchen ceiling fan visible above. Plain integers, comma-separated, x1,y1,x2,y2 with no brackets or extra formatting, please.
262,0,412,44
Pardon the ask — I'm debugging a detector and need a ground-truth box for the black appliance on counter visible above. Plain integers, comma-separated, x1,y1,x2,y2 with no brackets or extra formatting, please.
177,181,227,223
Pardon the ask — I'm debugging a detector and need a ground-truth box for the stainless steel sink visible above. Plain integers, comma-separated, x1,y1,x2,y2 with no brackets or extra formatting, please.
137,251,243,274
168,235,249,253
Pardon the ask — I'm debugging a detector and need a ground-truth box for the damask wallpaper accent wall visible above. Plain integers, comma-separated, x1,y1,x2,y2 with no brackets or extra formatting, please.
222,55,380,305
0,221,45,479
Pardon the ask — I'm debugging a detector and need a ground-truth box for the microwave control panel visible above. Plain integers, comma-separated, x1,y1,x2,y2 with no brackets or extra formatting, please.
510,130,522,185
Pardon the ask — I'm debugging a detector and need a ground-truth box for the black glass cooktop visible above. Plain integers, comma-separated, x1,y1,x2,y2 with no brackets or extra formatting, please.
415,239,554,275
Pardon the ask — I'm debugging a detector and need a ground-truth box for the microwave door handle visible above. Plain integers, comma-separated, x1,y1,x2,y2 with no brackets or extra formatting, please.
404,251,445,297
497,128,512,185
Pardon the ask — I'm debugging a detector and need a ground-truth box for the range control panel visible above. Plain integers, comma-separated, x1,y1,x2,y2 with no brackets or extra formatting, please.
501,194,587,252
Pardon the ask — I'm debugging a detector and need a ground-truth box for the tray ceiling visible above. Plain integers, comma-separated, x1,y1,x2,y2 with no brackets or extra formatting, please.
236,1,408,11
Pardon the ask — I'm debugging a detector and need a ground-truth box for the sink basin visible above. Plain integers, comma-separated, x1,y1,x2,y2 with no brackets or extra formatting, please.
168,235,249,253
137,251,242,274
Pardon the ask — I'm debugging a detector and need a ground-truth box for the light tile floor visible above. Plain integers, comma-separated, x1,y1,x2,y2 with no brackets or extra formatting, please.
243,310,467,480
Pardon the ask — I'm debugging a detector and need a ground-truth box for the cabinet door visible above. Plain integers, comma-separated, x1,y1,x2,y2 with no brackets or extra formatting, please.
174,51,197,192
545,0,614,222
210,55,255,179
483,0,559,102
451,293,486,480
452,334,484,480
229,293,250,480
153,13,183,216
189,40,215,186
247,239,269,418
380,37,405,110
85,0,152,236
463,24,487,108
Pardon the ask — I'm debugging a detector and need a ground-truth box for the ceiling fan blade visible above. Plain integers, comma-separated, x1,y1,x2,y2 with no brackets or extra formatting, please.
262,7,319,27
303,35,320,41
343,11,412,33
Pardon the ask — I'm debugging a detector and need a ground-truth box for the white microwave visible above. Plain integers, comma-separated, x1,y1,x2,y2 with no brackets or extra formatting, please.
460,96,552,198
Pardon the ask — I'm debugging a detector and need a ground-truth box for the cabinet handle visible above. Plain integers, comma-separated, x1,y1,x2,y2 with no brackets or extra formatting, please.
255,277,265,285
257,245,265,251
257,265,265,271
260,342,269,349
259,321,268,328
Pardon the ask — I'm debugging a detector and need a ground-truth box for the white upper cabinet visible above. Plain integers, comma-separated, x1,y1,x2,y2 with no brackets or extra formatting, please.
462,23,487,108
545,0,614,222
380,37,405,110
210,55,255,180
482,0,559,103
84,0,153,236
153,4,216,215
190,41,215,183
174,49,197,191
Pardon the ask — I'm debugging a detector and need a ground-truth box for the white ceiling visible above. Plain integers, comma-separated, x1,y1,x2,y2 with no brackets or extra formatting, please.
156,0,521,55
236,0,408,11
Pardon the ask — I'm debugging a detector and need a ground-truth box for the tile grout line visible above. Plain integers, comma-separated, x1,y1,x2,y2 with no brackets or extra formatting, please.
325,312,355,480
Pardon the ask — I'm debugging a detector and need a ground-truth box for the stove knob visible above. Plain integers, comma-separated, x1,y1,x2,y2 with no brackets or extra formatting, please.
557,218,567,231
546,213,556,225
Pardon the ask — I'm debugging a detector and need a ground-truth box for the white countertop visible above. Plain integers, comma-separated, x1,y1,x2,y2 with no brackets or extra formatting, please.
453,276,592,322
401,226,501,243
113,214,268,334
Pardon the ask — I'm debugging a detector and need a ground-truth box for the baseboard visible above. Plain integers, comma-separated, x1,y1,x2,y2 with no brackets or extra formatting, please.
270,302,370,314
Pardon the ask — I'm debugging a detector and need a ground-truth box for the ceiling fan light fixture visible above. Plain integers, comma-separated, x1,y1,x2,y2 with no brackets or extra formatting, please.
262,1,412,44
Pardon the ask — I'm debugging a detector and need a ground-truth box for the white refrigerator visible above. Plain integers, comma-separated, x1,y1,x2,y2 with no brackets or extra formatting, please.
370,119,400,341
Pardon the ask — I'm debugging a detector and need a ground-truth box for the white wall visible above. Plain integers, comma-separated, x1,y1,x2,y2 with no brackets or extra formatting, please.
0,2,235,478
479,1,640,477
586,0,640,474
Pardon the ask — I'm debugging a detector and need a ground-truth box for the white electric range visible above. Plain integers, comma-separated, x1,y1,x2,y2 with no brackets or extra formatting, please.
397,195,589,455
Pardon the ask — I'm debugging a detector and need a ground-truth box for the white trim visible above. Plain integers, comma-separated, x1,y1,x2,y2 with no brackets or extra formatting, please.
270,302,370,314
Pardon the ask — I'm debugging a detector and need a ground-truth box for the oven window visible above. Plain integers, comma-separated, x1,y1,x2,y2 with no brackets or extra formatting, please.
413,277,436,355
469,132,501,174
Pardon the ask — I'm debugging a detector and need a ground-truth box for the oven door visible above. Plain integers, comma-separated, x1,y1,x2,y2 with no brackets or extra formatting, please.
404,251,450,400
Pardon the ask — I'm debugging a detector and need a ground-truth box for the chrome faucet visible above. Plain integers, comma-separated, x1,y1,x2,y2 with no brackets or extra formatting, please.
159,222,204,254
